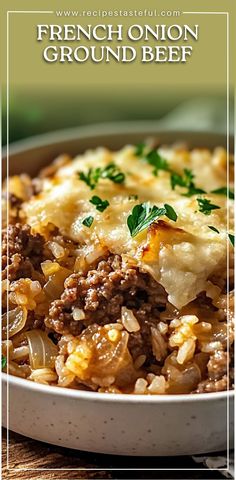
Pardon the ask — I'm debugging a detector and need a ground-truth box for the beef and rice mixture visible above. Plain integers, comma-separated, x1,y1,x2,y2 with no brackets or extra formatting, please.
1,145,234,394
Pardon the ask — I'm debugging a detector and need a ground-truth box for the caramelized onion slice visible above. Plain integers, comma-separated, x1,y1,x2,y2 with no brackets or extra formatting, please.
162,352,201,394
41,260,60,277
43,266,72,300
2,307,27,340
26,329,58,369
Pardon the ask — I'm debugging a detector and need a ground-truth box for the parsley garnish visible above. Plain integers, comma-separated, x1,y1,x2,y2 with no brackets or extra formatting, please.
146,150,170,176
228,234,234,247
164,203,178,222
2,355,7,369
82,216,94,228
211,187,234,200
127,202,177,237
208,226,220,233
135,142,234,202
127,203,166,238
78,163,125,190
170,171,187,190
135,143,146,156
135,144,169,176
89,196,109,212
171,169,206,197
101,163,125,184
135,142,208,196
186,186,206,197
79,168,101,190
197,198,220,215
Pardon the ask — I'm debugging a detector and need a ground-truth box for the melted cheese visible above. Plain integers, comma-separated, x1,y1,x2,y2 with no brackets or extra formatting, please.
23,145,233,309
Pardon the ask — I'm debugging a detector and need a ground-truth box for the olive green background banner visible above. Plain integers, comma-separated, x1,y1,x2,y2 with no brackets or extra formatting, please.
0,0,235,143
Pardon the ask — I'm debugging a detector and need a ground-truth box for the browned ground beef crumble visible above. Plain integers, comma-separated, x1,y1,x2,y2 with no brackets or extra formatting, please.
45,254,167,361
2,223,49,282
2,222,234,393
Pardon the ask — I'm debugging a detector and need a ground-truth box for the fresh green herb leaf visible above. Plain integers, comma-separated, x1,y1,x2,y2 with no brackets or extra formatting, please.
127,202,166,238
208,226,220,233
211,187,234,200
170,171,187,190
100,163,125,184
183,186,206,197
135,143,169,176
171,168,205,197
146,150,169,176
2,355,7,369
228,234,235,247
197,197,220,215
136,144,208,197
171,169,195,190
128,194,138,201
78,163,125,190
182,168,194,184
78,167,101,190
164,204,178,222
89,196,109,213
135,143,146,156
82,216,94,228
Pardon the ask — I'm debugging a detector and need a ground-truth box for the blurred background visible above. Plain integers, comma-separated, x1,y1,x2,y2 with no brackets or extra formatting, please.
1,0,234,145
2,88,233,145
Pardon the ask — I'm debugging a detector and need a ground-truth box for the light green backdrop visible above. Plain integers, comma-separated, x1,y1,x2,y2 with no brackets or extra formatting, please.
1,0,234,144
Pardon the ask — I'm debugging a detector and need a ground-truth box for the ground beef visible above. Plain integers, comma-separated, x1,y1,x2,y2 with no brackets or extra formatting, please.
194,351,230,393
8,193,23,209
27,310,45,330
195,375,228,393
2,223,51,283
207,351,229,381
2,193,23,224
45,254,168,360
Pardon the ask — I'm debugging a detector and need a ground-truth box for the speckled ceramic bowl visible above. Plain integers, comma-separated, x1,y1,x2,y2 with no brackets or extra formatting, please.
2,374,233,456
2,123,234,456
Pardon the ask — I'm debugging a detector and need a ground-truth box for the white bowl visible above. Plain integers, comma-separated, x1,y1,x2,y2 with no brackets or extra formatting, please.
2,373,233,456
2,122,234,456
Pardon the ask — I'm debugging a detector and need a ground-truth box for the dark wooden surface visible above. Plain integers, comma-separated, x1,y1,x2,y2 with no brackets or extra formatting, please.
2,429,224,480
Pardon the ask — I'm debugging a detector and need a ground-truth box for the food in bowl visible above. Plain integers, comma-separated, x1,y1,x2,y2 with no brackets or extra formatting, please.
2,141,234,395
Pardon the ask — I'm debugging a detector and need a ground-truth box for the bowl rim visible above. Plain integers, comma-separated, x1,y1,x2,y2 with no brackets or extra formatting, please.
2,373,234,403
2,120,231,158
2,122,233,404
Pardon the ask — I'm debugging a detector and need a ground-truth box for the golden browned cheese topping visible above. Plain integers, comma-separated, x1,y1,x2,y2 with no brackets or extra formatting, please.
23,145,233,309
